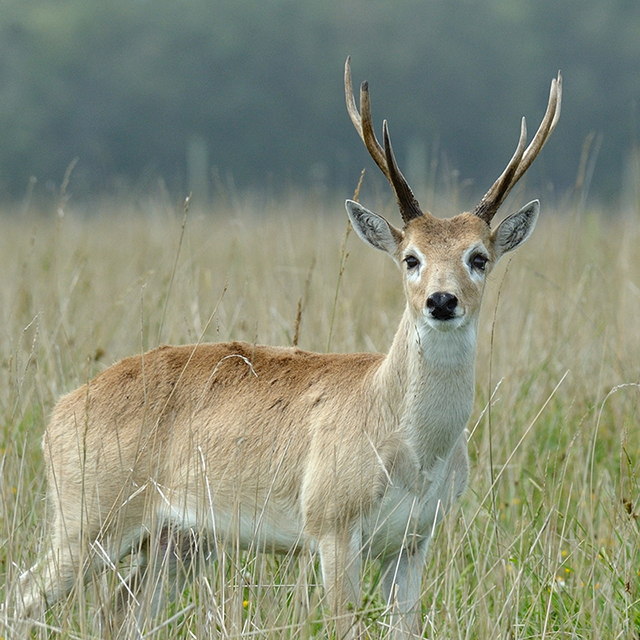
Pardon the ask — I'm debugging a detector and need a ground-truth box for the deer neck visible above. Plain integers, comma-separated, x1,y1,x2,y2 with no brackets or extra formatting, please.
376,308,478,468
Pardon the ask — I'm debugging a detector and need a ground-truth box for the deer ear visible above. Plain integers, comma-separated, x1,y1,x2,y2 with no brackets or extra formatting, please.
345,200,403,255
492,200,539,258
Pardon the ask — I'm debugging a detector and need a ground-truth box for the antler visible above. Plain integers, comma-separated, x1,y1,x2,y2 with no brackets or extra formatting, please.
345,57,423,224
473,71,562,225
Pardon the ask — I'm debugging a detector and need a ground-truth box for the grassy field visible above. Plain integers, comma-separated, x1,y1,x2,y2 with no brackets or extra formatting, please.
0,191,639,638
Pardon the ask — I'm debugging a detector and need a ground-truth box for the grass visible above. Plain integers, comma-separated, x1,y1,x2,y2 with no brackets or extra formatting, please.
0,190,639,638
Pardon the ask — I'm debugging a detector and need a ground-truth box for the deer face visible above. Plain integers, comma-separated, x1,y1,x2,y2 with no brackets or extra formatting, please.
400,213,493,331
346,199,539,332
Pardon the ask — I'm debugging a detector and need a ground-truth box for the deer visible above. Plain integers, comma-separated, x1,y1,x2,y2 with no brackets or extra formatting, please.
10,58,561,640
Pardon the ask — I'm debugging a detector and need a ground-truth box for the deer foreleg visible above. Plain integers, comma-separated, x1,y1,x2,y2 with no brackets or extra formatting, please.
381,541,428,640
318,527,363,640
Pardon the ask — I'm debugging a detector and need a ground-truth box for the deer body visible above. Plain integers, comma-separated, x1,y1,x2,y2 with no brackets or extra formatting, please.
44,312,472,550
14,60,561,639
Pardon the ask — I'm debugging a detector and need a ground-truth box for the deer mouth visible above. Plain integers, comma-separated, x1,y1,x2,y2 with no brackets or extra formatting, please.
424,313,466,332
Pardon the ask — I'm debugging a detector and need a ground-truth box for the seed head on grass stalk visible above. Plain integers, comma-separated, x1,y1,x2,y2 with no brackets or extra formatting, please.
57,156,78,220
292,256,316,348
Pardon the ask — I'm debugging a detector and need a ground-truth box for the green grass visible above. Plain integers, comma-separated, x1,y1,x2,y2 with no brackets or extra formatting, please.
0,192,639,638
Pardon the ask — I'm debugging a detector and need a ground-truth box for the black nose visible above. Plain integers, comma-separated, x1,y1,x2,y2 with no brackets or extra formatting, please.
426,292,458,320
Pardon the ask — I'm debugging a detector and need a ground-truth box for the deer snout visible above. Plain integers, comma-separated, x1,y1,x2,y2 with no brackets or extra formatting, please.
426,291,459,321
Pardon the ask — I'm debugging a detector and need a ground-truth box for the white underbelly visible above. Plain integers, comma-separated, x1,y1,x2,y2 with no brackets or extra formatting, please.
154,450,460,559
157,499,307,554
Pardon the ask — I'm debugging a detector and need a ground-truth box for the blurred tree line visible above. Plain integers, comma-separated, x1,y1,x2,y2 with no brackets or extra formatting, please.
1,0,640,206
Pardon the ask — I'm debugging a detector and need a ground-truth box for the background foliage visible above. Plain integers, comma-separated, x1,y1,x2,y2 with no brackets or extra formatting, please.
2,0,640,205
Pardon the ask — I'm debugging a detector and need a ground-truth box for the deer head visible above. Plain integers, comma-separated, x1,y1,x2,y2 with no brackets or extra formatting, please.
344,57,561,332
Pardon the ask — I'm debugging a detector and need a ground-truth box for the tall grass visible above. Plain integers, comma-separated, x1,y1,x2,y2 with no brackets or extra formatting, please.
0,193,639,638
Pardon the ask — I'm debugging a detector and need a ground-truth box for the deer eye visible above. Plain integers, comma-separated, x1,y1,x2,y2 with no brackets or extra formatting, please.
470,253,488,271
404,255,420,270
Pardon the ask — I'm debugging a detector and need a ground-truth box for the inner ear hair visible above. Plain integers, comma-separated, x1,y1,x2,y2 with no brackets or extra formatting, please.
345,200,402,254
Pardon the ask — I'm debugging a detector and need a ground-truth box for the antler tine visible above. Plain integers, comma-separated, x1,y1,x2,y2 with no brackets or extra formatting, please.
511,71,562,185
382,121,423,221
472,118,528,224
473,71,562,225
344,57,423,224
345,57,387,175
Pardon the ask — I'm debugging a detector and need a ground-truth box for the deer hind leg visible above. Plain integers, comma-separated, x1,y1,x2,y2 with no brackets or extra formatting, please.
109,522,212,639
15,543,80,632
14,521,142,638
14,512,110,638
318,526,363,640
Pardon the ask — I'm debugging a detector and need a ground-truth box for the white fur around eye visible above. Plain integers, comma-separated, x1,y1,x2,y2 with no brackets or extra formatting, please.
462,244,489,283
403,246,426,282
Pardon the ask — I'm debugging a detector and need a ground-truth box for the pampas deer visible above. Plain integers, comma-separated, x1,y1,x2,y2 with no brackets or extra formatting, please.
13,58,561,639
